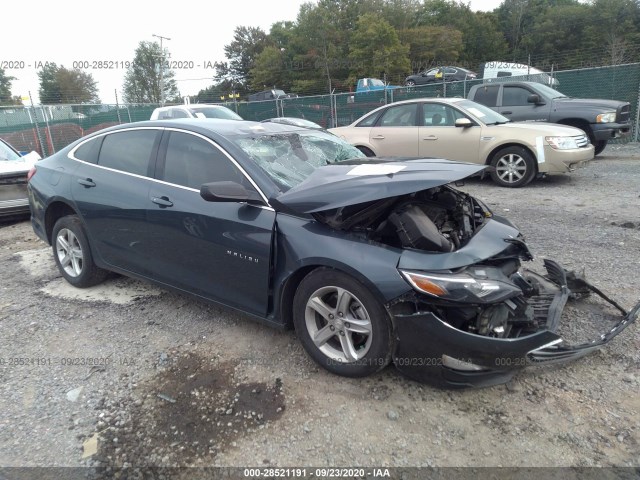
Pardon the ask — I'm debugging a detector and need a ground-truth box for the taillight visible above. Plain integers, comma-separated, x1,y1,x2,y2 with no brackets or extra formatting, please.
27,166,36,181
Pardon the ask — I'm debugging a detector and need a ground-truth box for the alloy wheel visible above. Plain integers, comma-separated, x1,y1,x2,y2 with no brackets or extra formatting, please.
55,228,84,277
495,153,528,184
304,286,373,363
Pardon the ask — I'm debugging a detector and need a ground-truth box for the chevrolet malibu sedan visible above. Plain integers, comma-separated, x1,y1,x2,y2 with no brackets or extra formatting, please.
329,98,594,188
27,120,637,388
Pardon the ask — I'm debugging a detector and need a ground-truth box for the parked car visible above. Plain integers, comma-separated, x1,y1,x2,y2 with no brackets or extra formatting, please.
329,98,594,188
262,117,323,129
467,81,631,155
248,89,293,102
405,66,477,86
355,78,402,93
150,104,242,120
27,120,637,388
0,138,41,218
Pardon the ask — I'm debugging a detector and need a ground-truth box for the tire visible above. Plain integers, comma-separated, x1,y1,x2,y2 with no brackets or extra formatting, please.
593,140,607,156
406,80,416,87
357,146,375,157
52,215,108,288
489,146,537,188
293,268,393,378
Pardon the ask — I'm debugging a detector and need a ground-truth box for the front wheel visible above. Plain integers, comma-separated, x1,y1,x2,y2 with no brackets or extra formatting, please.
293,268,393,378
593,140,607,156
406,80,416,87
489,146,537,188
52,215,108,288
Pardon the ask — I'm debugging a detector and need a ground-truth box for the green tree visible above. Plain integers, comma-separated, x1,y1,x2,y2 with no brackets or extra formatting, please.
122,41,178,104
417,0,507,67
399,26,464,71
250,46,292,92
38,63,100,104
348,13,411,83
0,68,17,105
220,26,269,94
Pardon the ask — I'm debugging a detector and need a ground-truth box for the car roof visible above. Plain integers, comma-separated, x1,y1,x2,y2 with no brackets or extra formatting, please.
89,118,308,138
153,104,228,112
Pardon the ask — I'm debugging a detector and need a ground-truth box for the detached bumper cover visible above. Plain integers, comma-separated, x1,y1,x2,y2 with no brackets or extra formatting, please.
392,260,639,388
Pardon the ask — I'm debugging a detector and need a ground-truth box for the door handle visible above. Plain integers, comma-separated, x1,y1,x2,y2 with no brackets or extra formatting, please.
151,196,173,208
372,135,385,140
77,178,96,187
501,111,513,115
422,135,438,140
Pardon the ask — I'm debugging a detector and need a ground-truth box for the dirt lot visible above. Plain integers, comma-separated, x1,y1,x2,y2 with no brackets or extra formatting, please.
0,145,639,475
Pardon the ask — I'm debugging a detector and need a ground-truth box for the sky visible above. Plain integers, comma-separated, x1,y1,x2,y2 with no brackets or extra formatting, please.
4,0,504,104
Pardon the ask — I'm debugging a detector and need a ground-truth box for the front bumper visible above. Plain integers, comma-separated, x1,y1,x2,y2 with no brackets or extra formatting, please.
392,260,639,388
540,145,594,174
591,122,631,142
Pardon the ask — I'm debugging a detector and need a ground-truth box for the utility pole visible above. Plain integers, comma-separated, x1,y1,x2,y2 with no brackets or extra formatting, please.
152,34,171,106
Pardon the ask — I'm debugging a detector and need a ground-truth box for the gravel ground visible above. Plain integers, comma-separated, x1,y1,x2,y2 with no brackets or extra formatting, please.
0,145,639,475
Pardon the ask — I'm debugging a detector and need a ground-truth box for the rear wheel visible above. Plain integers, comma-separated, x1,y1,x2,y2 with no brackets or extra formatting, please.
489,146,536,188
52,215,107,288
357,146,375,157
406,80,416,87
293,269,393,378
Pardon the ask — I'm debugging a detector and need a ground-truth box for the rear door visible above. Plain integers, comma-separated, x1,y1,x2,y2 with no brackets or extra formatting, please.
145,129,275,316
70,128,161,275
368,103,419,156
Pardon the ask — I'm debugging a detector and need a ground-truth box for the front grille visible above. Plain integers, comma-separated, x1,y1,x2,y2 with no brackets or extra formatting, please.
618,104,630,123
574,135,589,148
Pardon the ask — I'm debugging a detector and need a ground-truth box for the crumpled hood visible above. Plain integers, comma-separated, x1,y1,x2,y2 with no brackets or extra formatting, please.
271,158,487,214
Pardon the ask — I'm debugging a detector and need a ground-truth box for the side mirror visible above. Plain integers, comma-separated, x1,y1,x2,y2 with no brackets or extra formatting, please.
527,94,545,105
455,118,473,128
200,181,263,204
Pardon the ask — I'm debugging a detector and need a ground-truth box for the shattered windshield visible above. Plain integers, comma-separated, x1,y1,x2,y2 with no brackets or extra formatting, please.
232,131,366,191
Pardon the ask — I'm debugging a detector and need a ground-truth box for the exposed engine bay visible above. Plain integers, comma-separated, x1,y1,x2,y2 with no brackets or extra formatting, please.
313,185,489,252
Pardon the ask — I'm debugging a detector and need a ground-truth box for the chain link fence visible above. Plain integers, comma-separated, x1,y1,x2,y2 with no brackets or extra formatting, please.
1,63,638,157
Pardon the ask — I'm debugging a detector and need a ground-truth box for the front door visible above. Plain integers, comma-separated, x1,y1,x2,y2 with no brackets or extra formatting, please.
145,130,275,316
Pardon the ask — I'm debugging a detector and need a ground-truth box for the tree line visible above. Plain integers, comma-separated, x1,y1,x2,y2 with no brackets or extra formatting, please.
197,0,640,100
1,0,638,106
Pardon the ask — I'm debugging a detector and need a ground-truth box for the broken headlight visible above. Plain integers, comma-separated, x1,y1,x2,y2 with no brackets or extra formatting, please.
399,267,522,304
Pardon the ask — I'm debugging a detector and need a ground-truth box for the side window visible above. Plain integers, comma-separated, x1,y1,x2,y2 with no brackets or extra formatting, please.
98,130,157,176
377,104,418,127
503,87,533,106
497,71,512,78
73,136,103,164
161,132,244,190
422,104,460,127
472,86,500,107
356,111,381,127
170,109,189,119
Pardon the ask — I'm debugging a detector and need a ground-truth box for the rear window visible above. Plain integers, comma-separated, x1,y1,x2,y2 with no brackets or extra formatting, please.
472,85,500,107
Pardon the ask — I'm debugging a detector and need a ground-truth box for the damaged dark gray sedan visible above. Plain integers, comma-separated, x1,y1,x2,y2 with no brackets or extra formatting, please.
27,119,638,388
